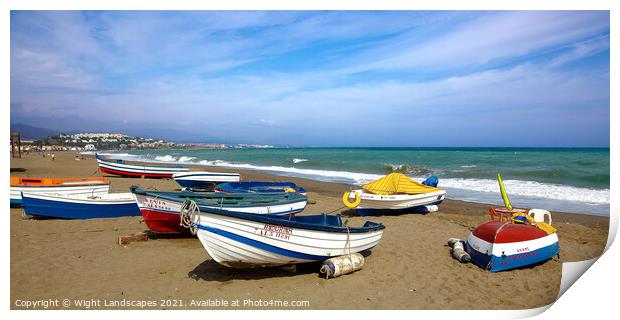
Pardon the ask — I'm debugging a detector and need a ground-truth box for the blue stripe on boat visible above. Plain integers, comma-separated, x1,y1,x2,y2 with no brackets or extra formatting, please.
356,199,445,216
197,224,330,261
466,241,560,272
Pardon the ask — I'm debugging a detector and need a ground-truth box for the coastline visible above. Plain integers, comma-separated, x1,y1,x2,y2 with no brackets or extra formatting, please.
84,147,611,216
10,153,609,309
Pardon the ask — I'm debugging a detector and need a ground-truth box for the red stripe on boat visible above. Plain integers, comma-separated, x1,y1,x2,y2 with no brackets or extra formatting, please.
99,166,173,178
139,209,189,234
472,221,548,243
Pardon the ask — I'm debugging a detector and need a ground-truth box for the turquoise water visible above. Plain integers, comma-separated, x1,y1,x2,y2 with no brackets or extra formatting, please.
98,147,610,215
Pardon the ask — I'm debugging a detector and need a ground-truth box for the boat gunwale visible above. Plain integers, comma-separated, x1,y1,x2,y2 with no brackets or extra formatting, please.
130,186,307,208
194,208,385,234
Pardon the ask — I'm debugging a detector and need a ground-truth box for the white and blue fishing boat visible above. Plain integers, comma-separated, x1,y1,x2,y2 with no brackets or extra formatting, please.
173,171,240,191
180,201,385,268
96,154,188,178
216,181,306,194
21,192,140,219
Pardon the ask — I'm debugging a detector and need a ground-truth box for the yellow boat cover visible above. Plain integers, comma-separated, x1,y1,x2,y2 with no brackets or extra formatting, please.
362,173,442,195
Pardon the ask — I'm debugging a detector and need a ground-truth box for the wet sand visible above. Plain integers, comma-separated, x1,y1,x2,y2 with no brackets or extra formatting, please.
10,153,609,309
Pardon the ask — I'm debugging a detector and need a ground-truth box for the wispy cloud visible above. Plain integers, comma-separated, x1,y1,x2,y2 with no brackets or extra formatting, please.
10,11,610,146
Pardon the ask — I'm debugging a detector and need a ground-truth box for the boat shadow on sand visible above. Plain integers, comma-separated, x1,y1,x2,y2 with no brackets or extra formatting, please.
338,208,430,218
143,230,194,239
187,250,375,281
187,260,321,281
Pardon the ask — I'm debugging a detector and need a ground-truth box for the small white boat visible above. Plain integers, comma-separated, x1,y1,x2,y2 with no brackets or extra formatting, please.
343,173,446,216
182,202,385,268
10,177,110,207
21,192,139,219
173,171,240,191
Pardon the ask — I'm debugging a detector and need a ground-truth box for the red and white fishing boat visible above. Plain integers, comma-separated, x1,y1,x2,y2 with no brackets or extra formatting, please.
465,220,559,272
130,186,308,234
96,154,188,178
464,174,560,272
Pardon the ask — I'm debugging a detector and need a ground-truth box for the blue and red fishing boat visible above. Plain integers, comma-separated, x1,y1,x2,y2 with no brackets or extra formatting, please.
465,220,559,272
465,173,560,272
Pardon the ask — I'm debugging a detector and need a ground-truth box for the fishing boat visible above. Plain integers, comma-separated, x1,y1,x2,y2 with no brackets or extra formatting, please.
173,171,240,191
96,154,189,178
130,186,308,233
21,192,139,219
465,220,559,272
181,201,385,268
464,172,559,272
216,181,306,194
342,173,446,216
10,177,110,207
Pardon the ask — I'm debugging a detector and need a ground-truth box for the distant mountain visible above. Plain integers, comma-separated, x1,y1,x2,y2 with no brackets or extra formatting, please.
10,123,62,140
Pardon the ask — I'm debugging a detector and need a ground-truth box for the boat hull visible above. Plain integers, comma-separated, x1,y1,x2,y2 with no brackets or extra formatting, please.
465,221,560,272
10,184,110,207
132,190,307,234
192,211,384,268
96,155,188,178
350,189,446,216
21,192,139,219
132,192,187,233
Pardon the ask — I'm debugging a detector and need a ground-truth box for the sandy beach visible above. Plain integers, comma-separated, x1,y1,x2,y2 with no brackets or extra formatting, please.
10,153,609,310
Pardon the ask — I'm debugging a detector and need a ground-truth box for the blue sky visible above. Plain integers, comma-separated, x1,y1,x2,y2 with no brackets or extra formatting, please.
10,11,610,147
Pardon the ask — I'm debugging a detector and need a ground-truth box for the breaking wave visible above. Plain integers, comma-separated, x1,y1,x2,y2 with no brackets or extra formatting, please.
154,155,178,162
384,163,433,175
109,152,611,207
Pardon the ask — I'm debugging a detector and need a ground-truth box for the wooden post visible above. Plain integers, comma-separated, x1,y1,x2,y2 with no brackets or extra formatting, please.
10,132,21,158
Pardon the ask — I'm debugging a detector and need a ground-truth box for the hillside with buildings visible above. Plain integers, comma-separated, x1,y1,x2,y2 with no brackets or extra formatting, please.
19,133,185,153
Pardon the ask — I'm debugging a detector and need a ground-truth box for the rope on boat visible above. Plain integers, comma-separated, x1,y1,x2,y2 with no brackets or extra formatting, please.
326,205,347,214
319,263,333,278
344,222,353,264
320,223,364,279
180,199,199,235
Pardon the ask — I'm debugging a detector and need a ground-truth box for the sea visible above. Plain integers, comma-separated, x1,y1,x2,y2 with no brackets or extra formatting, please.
93,147,610,216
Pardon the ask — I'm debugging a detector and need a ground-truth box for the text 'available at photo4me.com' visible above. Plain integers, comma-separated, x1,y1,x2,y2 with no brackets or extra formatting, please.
14,298,311,309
